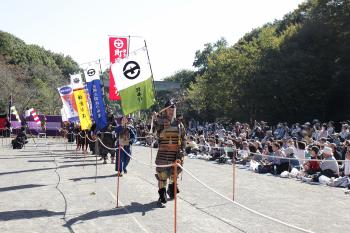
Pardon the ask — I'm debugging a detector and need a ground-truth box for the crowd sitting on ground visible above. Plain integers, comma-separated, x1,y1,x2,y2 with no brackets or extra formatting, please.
166,119,350,189
57,117,350,189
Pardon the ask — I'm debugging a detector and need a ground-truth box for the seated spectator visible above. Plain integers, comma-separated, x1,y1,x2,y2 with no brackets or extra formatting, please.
237,141,250,164
12,127,28,149
268,142,288,174
251,126,263,140
318,123,328,140
313,146,339,182
186,136,199,154
294,141,307,164
344,152,350,177
274,123,285,140
198,135,210,154
339,124,349,142
284,147,300,171
208,138,221,160
303,146,321,175
328,143,342,165
261,130,273,144
339,144,350,177
224,140,235,159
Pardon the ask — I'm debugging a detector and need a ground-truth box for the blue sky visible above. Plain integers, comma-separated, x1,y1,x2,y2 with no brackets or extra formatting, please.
1,0,304,80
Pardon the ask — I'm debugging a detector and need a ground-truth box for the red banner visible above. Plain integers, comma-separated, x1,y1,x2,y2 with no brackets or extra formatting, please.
109,37,128,100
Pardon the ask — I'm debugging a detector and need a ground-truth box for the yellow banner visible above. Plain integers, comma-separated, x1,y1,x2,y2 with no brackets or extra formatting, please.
73,89,92,130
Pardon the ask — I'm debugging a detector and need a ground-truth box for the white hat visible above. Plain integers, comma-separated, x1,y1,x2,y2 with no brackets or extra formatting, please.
322,146,333,155
284,147,294,156
226,140,233,145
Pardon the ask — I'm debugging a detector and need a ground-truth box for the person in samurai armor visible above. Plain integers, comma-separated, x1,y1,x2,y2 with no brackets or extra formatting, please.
153,100,186,207
115,116,136,176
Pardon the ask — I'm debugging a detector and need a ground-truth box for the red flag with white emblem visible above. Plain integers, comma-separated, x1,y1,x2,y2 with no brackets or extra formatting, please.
109,37,128,100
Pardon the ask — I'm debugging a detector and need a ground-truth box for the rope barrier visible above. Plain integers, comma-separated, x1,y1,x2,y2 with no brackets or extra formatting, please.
57,131,318,232
178,164,314,233
96,138,314,232
192,143,348,163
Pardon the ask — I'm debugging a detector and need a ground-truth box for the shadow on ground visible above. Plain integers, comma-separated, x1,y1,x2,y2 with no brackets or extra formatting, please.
63,201,159,228
0,184,46,192
0,209,64,221
69,174,117,182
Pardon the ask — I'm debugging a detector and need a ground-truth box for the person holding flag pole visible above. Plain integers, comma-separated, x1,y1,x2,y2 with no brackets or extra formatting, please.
152,100,186,207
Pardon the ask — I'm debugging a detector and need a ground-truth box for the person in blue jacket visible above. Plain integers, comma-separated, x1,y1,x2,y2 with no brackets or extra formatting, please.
115,116,136,176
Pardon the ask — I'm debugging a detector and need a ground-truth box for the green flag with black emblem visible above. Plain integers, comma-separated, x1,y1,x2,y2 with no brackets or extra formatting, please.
110,47,155,115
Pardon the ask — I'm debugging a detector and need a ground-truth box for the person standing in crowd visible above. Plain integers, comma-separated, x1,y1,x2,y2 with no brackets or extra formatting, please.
41,115,47,134
67,122,75,143
153,100,186,207
4,116,11,137
87,123,97,155
99,123,116,164
115,116,136,176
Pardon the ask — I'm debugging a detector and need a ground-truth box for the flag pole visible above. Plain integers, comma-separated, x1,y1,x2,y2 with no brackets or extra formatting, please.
144,40,157,98
8,94,12,136
128,36,131,56
98,59,105,96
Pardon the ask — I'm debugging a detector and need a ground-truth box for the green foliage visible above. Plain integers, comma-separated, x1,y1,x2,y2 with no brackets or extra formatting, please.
163,69,196,89
0,31,80,114
184,0,350,123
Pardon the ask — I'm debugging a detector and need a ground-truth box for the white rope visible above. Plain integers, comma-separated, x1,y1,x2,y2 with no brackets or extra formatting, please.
119,145,174,168
62,131,318,232
195,144,347,163
178,164,314,233
73,130,171,168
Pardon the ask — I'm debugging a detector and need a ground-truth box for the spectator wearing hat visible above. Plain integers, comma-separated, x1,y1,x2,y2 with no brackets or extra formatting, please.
224,140,235,159
318,146,339,179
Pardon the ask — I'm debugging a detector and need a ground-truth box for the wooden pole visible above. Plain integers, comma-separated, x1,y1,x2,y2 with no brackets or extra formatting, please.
232,158,236,201
116,145,121,208
173,162,178,233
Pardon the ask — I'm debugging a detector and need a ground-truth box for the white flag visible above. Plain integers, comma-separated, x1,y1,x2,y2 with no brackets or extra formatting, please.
70,73,83,89
84,64,100,82
110,47,155,115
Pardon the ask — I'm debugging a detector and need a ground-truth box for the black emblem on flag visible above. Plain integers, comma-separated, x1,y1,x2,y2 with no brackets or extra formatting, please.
123,61,140,80
87,69,96,76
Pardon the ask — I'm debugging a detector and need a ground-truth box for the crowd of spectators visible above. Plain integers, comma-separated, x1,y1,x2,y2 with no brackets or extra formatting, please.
182,119,350,189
